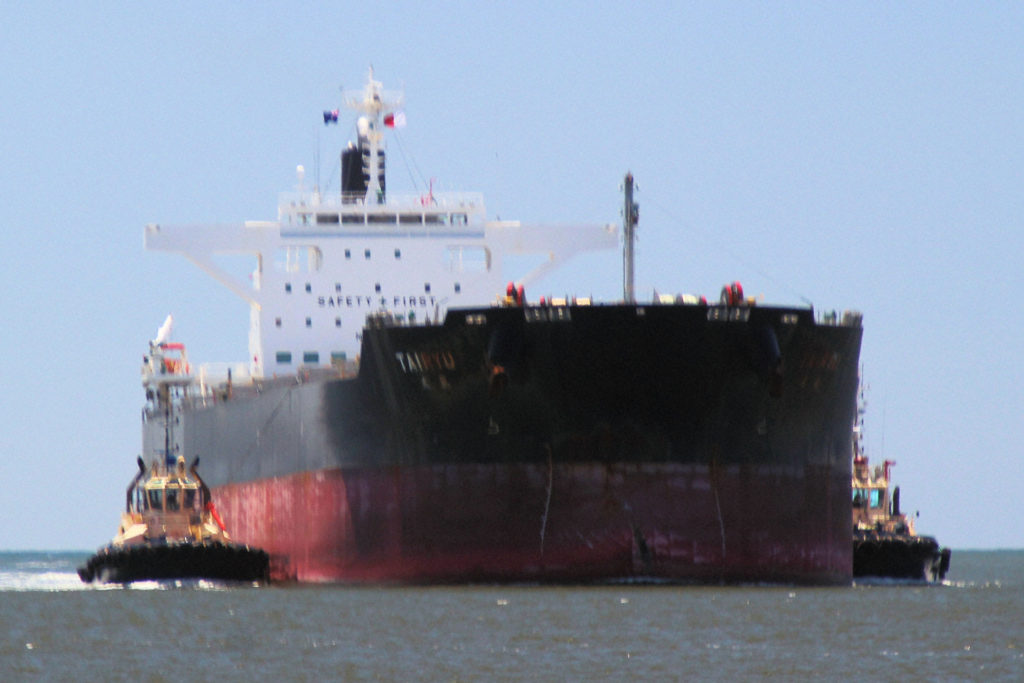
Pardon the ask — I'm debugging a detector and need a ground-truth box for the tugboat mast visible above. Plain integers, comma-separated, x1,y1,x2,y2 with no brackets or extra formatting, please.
623,172,638,303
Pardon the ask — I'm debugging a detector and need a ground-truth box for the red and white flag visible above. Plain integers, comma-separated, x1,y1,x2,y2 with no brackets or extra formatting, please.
384,111,406,128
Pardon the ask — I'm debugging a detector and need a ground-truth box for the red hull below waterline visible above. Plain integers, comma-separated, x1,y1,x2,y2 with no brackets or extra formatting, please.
212,462,851,585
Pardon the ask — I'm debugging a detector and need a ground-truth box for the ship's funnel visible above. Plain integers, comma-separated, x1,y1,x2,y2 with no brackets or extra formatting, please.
341,142,366,202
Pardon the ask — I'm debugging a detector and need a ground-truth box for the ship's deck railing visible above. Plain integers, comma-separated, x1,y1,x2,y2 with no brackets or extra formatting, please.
817,309,863,327
148,360,362,411
197,362,251,390
278,191,486,213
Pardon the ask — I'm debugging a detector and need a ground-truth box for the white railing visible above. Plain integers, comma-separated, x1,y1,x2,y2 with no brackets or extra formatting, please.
278,190,485,212
197,362,251,390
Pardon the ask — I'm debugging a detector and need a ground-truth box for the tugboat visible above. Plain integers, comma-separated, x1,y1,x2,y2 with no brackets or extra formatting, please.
77,455,270,584
851,439,951,582
78,321,269,584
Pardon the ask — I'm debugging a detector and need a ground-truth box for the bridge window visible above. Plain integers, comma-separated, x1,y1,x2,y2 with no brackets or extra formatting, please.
316,213,340,224
303,351,319,364
147,489,163,511
276,351,292,364
399,214,422,225
342,214,364,225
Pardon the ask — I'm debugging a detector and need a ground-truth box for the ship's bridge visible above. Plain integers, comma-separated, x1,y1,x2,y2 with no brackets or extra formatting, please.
145,70,617,381
146,202,615,382
278,190,487,231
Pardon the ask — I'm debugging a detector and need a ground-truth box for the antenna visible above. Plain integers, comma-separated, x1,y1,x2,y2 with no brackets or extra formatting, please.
623,172,639,303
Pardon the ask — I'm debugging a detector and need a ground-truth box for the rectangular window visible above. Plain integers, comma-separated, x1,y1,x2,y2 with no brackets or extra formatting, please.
316,213,340,224
367,214,396,225
285,283,292,293
305,317,312,328
275,317,282,328
394,249,401,259
276,351,292,364
342,214,364,225
335,317,341,327
344,249,351,259
331,351,348,362
303,351,320,364
364,249,371,259
399,214,422,225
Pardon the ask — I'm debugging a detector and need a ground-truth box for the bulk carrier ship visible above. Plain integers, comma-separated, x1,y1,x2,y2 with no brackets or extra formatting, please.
142,71,863,584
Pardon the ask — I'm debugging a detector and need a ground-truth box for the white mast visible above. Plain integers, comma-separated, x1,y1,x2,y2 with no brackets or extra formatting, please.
343,67,404,204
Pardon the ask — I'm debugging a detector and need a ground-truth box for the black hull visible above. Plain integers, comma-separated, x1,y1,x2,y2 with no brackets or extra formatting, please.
77,542,269,584
853,532,952,582
143,302,863,583
156,303,862,478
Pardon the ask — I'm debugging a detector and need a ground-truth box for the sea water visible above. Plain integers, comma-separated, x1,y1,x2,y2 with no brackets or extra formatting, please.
2,550,1022,680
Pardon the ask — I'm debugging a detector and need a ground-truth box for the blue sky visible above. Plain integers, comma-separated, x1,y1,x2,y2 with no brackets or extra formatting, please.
1,2,1021,551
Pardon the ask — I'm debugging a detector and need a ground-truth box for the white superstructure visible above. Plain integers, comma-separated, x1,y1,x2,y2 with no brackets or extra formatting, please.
145,70,618,380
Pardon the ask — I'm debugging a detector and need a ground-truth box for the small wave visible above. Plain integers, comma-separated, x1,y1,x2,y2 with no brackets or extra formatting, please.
0,571,90,592
0,570,256,592
121,579,242,591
